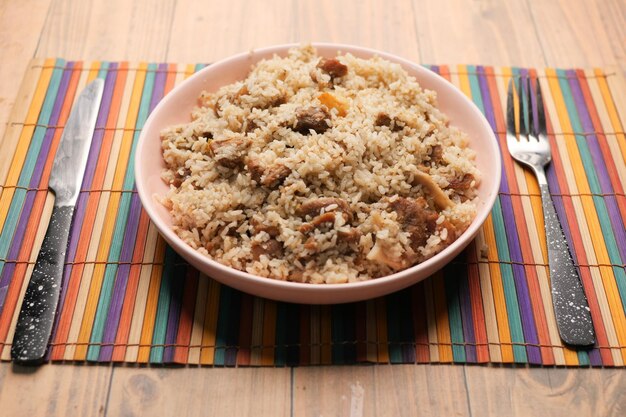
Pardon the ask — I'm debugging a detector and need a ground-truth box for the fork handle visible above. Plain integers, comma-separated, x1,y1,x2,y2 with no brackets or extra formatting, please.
539,183,595,346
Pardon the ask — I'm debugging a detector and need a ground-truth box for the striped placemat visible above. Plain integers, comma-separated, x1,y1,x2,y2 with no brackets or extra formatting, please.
0,59,624,366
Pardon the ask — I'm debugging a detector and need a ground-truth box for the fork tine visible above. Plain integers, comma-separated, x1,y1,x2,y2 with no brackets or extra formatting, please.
506,79,516,137
526,77,537,140
536,75,547,135
517,76,528,139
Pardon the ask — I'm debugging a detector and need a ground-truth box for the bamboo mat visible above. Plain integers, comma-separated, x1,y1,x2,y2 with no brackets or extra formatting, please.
0,59,624,366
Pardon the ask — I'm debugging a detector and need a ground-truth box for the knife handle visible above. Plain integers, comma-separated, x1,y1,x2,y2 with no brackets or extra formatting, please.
541,184,595,346
11,205,74,365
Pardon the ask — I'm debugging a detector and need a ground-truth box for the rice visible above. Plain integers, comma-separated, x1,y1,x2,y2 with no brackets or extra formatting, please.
160,46,481,284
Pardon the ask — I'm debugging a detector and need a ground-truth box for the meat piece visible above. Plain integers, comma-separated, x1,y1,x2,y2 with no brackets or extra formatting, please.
375,112,392,127
391,197,438,229
246,157,265,183
317,58,348,79
296,197,352,221
392,120,405,131
374,112,404,131
429,145,443,163
294,107,331,135
301,227,360,255
251,239,283,260
252,95,286,110
390,197,439,250
209,137,250,168
170,167,191,188
447,173,474,190
261,164,292,188
245,158,291,188
298,198,354,235
194,131,213,140
304,237,318,251
299,212,337,233
337,228,361,244
266,95,286,108
245,119,258,134
250,218,280,237
188,130,213,143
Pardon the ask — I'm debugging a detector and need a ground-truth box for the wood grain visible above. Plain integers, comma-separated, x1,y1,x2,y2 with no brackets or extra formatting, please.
1,0,626,416
0,0,52,141
36,0,177,60
0,364,112,417
465,366,626,417
598,0,626,76
293,365,471,417
528,0,621,70
294,0,420,63
414,0,545,65
167,0,295,63
168,0,420,64
106,366,291,417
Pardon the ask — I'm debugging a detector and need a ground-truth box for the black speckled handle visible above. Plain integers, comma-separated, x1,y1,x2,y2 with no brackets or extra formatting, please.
541,184,595,346
11,205,73,365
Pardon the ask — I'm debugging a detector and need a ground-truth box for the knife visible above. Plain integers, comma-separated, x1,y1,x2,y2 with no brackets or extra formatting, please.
11,79,104,365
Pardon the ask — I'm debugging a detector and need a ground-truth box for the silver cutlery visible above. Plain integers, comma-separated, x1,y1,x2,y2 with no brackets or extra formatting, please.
506,76,595,346
11,79,104,365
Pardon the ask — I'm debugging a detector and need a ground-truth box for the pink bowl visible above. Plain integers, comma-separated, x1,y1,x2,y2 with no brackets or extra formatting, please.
135,43,501,304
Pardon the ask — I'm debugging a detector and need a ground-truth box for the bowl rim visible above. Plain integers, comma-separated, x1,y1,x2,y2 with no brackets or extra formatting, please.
135,42,502,296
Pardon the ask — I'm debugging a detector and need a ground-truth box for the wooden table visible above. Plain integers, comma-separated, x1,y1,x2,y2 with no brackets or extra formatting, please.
1,0,625,415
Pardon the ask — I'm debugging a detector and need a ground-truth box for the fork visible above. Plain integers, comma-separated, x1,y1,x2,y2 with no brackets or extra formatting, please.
506,76,595,346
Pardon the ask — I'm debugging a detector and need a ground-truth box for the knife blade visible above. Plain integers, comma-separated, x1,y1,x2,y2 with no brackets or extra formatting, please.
11,79,104,365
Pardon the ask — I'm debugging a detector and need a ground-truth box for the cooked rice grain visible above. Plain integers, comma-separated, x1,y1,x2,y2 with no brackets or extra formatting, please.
161,46,480,283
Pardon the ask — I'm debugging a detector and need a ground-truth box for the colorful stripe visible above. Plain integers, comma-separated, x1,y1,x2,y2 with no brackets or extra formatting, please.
0,61,625,366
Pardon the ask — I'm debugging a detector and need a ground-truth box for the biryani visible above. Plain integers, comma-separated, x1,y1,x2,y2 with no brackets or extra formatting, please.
160,46,480,284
